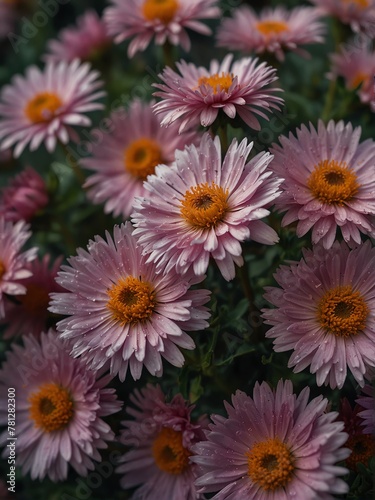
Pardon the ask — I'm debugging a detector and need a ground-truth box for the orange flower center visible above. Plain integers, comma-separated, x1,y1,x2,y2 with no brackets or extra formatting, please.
124,138,164,180
152,427,191,475
0,260,6,280
247,438,294,491
198,73,234,94
142,0,179,23
307,159,359,205
107,276,156,325
256,20,289,37
342,0,369,8
346,434,375,471
29,383,74,432
20,284,50,315
180,182,229,229
318,285,369,337
25,92,62,124
350,72,369,89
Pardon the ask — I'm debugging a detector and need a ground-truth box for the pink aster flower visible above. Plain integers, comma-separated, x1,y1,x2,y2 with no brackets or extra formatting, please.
82,99,201,219
0,59,105,157
132,133,281,281
104,0,221,57
0,166,48,222
116,384,208,500
44,10,110,63
153,54,283,132
192,380,349,499
356,384,375,434
262,241,375,389
309,0,375,35
216,6,325,62
0,330,122,481
0,218,37,318
328,43,375,108
0,254,63,338
269,120,375,248
49,222,211,381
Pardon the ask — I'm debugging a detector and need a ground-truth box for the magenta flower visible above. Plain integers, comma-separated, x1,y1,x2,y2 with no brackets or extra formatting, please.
192,380,349,499
132,134,281,281
49,222,211,381
0,167,48,222
263,241,375,389
0,59,105,157
270,120,375,248
153,54,283,132
44,10,110,63
116,384,208,500
82,99,201,219
1,254,64,338
217,6,325,61
104,0,221,57
0,331,122,481
310,0,375,35
356,384,375,434
0,218,37,318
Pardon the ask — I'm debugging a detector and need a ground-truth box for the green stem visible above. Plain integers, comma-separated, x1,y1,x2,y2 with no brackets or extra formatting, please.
162,41,175,69
321,77,337,122
218,123,229,153
59,142,86,185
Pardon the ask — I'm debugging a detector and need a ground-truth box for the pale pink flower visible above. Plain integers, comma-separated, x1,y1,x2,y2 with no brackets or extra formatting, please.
263,241,375,389
0,254,63,338
269,120,375,248
356,384,375,434
132,134,281,281
0,59,105,157
0,331,122,481
82,99,201,219
192,380,349,499
0,167,48,222
0,218,37,318
153,54,283,132
328,43,375,108
104,0,221,57
49,222,211,382
44,10,110,63
217,6,325,61
116,384,208,500
309,0,375,35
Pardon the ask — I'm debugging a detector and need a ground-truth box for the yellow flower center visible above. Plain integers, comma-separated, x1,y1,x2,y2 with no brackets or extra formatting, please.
318,285,369,337
152,427,191,475
256,20,289,37
29,383,74,432
247,438,294,491
342,0,369,8
107,276,156,325
142,0,179,23
198,73,234,94
20,284,50,315
350,72,369,89
124,138,164,180
24,92,62,124
0,260,6,280
307,159,359,205
346,434,375,471
180,182,229,229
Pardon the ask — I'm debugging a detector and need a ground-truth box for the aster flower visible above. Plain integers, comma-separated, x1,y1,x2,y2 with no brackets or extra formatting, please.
0,254,64,338
356,384,375,434
82,99,201,219
0,331,122,481
0,59,105,157
262,241,375,389
104,0,221,57
192,380,349,499
0,218,37,318
116,384,207,500
328,43,375,108
49,222,211,381
216,6,325,62
132,134,281,281
153,54,283,132
0,167,48,222
44,10,110,63
309,0,375,35
269,120,375,248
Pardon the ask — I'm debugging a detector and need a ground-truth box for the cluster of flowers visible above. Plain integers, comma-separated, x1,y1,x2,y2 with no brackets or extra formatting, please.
0,0,374,498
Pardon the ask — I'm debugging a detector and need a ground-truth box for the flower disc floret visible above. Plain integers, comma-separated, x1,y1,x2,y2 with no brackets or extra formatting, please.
152,427,191,474
180,182,229,228
124,137,164,180
142,0,179,23
29,383,74,432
